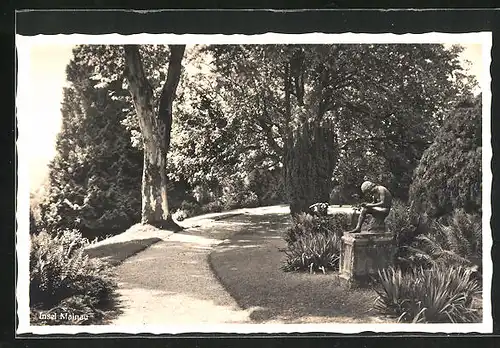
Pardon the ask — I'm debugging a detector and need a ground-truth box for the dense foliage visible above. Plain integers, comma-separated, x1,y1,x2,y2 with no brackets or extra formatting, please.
37,43,478,229
396,210,482,272
208,44,476,209
285,119,338,214
385,198,482,271
30,229,117,325
382,201,482,324
409,96,482,218
39,46,143,239
39,44,476,229
375,265,481,323
282,213,351,273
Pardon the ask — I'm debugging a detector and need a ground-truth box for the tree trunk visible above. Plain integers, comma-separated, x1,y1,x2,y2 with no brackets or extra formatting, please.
124,45,185,230
140,121,171,226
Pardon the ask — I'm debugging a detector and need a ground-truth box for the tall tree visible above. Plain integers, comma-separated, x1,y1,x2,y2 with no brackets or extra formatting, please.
123,45,185,228
284,118,338,214
207,44,476,210
40,46,143,238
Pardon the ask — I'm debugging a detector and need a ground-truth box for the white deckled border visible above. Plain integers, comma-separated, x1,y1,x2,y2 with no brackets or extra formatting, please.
480,33,493,334
16,32,493,335
16,41,32,335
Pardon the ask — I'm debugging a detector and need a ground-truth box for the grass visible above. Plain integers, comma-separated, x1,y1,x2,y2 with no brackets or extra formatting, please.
209,213,389,323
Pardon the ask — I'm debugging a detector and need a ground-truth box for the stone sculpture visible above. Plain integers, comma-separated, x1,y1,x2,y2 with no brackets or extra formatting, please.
346,181,392,234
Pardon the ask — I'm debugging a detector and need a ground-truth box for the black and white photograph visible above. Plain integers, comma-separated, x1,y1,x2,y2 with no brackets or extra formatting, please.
16,32,492,334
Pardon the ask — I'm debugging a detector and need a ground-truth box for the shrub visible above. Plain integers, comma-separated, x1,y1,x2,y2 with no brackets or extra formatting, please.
387,200,430,269
282,232,342,274
282,213,351,273
201,201,223,214
326,213,353,237
284,212,352,245
173,200,203,221
409,96,481,218
386,200,414,245
446,209,482,261
220,183,260,210
284,213,321,245
30,229,117,325
374,265,481,323
396,209,482,272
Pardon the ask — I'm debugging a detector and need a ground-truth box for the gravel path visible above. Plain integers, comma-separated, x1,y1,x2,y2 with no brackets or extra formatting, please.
110,221,253,325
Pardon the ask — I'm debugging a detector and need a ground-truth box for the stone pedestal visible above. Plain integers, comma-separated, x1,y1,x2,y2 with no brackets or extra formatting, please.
339,231,396,286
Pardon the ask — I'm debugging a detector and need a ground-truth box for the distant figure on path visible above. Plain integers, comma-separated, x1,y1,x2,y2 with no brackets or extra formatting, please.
346,181,392,233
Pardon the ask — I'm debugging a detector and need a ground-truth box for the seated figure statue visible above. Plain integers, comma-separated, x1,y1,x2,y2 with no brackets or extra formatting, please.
346,181,392,233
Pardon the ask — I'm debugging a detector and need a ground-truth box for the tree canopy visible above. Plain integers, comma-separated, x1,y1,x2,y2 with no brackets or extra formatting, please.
39,43,479,232
203,44,476,204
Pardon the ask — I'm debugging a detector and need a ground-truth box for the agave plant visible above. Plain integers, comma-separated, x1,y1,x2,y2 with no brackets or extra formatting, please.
374,265,481,323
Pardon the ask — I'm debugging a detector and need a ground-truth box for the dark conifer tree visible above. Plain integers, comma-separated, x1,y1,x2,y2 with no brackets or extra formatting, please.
285,119,337,215
40,46,143,238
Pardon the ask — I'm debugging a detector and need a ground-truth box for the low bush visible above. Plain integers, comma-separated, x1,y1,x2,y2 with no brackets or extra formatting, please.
442,209,482,261
201,201,223,214
282,213,351,273
30,229,117,325
282,231,342,273
386,200,414,245
221,189,260,210
374,265,481,323
284,212,351,245
173,200,203,221
216,175,261,210
393,207,482,274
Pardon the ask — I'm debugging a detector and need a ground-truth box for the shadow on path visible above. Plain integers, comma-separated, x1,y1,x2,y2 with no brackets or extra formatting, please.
209,213,386,323
85,238,162,266
109,222,252,325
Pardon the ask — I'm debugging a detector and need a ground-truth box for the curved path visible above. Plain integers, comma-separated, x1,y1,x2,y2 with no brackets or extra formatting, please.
109,214,255,326
107,205,388,326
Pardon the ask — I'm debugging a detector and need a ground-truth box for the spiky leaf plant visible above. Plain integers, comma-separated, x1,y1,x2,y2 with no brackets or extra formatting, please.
282,213,348,273
374,265,481,323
